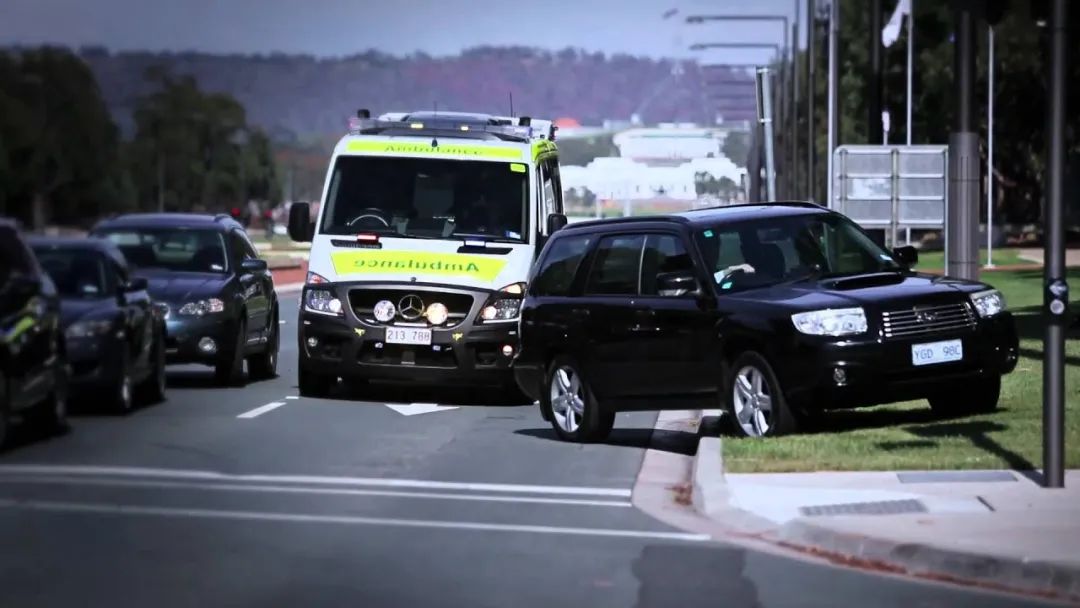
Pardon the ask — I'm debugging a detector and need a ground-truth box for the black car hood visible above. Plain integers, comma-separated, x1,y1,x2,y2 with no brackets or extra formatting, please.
132,269,231,303
59,298,115,327
741,272,985,311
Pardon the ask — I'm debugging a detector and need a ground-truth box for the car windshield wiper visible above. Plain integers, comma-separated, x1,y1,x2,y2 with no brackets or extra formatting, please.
777,264,824,286
452,232,521,244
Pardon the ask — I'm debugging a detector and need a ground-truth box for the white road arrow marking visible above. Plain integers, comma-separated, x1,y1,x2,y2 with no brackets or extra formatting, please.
384,402,459,416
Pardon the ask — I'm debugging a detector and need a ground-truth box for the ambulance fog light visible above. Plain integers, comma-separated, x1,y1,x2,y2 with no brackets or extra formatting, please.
833,367,847,385
501,344,514,357
306,336,319,349
373,300,396,323
426,302,449,325
198,337,217,355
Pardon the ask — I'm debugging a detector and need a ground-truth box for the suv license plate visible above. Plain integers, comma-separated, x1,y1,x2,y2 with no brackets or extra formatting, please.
911,339,963,366
385,328,432,346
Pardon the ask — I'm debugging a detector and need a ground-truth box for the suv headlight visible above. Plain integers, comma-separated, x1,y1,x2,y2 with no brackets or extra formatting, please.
479,282,526,323
305,288,343,316
792,307,868,336
66,319,114,339
178,298,225,316
970,289,1006,318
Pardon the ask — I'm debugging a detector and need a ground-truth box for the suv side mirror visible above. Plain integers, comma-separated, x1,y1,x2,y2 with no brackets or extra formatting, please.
893,245,918,267
546,213,568,234
288,202,313,242
241,258,268,273
656,270,701,297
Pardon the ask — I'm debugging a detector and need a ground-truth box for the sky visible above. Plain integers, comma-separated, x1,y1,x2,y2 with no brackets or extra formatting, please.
1,0,804,63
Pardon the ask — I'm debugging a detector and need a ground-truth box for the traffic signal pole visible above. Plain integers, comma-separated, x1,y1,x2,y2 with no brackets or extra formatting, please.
1042,0,1068,489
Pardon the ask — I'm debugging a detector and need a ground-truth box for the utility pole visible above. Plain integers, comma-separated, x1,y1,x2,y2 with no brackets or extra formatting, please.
1042,0,1068,489
807,0,816,202
868,0,884,143
826,0,839,209
945,0,979,281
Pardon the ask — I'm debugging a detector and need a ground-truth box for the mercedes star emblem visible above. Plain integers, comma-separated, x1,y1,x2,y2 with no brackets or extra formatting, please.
398,294,425,321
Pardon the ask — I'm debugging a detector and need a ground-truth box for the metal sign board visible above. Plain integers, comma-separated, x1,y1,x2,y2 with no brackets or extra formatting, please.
831,144,948,246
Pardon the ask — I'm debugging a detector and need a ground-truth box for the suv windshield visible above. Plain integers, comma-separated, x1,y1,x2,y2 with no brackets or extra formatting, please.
694,212,902,292
33,248,110,298
96,228,229,274
320,155,528,243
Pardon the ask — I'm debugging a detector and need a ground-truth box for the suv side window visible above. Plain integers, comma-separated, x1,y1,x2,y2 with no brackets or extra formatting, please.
640,234,695,296
584,234,645,296
0,227,35,285
530,234,592,297
230,230,258,268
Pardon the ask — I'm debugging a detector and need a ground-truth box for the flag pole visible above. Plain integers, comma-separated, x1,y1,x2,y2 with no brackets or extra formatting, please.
906,0,913,145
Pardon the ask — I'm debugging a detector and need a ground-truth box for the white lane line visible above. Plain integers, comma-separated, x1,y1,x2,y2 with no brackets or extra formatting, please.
284,396,299,400
236,402,286,419
0,477,633,508
0,465,633,498
0,498,710,542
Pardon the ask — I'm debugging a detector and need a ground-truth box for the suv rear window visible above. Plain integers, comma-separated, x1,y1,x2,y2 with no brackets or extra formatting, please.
529,234,592,296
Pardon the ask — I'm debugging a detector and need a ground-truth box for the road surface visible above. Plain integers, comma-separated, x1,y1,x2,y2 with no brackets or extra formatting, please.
0,295,1056,607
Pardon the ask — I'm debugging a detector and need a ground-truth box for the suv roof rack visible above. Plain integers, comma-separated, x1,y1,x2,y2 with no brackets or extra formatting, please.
347,109,557,143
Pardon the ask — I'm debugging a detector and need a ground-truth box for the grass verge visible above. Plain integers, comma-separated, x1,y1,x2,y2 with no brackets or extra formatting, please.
723,268,1080,473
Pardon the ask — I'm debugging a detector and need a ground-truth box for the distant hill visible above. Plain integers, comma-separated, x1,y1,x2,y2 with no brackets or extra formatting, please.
70,45,755,141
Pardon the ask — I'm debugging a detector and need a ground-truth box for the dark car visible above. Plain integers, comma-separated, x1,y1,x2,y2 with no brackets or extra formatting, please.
0,219,69,447
89,213,280,386
29,237,167,413
513,203,1019,441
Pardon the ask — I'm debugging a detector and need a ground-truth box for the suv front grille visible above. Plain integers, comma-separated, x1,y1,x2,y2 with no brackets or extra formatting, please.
881,302,977,340
348,289,475,327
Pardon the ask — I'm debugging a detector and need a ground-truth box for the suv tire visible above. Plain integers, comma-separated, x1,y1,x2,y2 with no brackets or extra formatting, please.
248,309,279,381
215,318,247,387
541,355,614,443
724,351,798,438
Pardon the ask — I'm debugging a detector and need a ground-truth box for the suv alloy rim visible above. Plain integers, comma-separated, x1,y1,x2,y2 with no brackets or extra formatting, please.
550,366,585,433
732,365,772,437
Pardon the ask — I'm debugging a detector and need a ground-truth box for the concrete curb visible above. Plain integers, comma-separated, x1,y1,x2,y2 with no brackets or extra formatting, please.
688,435,1080,604
772,519,1080,603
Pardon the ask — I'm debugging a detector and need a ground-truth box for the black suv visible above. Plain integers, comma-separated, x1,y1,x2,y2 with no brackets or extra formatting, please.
89,213,279,386
0,219,69,447
514,204,1019,441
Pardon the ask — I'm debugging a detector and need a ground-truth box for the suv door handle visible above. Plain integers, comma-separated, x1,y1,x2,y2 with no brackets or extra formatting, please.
571,307,591,317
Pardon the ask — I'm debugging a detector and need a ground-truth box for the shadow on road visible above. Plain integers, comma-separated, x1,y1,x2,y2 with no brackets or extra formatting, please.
513,427,698,456
632,543,761,608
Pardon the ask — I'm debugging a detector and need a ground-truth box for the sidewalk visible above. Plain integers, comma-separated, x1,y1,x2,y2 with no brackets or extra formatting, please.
691,420,1080,604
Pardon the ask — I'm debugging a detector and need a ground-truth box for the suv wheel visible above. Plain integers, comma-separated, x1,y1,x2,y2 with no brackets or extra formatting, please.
215,318,247,386
248,310,279,381
299,367,336,398
541,356,614,443
725,352,798,438
929,375,1001,416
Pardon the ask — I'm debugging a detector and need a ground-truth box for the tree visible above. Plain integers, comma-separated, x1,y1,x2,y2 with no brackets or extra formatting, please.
721,131,750,168
0,47,129,228
130,68,279,213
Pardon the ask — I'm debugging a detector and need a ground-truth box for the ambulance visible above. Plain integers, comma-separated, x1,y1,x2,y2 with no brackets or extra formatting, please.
287,109,566,398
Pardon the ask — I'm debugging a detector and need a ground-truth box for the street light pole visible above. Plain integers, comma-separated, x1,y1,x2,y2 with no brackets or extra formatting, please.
807,0,816,202
1042,0,1068,489
946,0,979,281
826,0,839,209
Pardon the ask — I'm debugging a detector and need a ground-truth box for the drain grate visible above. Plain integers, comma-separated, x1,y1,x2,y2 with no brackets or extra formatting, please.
799,498,928,517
